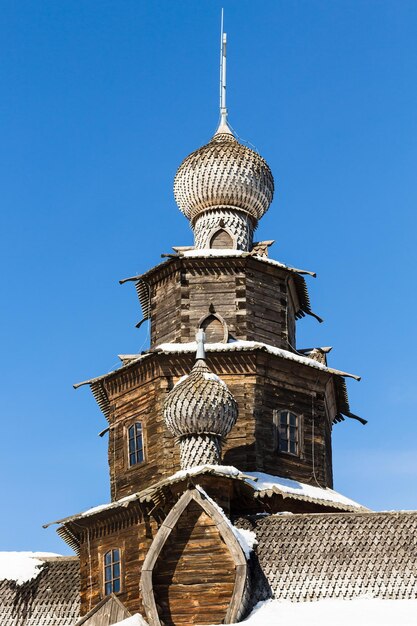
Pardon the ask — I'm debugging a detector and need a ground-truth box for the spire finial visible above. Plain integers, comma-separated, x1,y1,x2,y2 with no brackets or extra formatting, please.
196,329,206,360
220,9,227,125
215,10,233,136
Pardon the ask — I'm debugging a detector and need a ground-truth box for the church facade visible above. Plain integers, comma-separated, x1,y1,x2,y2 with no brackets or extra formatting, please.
45,85,416,625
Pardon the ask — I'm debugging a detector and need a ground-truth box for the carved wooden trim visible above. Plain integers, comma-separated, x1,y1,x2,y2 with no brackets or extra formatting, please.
140,487,248,626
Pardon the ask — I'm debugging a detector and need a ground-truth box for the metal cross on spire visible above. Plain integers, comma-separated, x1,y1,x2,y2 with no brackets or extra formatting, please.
216,9,233,135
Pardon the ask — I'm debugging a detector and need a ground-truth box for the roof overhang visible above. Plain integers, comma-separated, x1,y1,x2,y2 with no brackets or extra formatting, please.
45,466,367,553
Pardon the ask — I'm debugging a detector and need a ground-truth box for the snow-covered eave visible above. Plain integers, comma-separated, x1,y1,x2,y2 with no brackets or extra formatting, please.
43,465,251,533
44,466,366,542
119,249,317,283
152,340,361,381
244,471,367,512
73,340,361,423
253,485,366,511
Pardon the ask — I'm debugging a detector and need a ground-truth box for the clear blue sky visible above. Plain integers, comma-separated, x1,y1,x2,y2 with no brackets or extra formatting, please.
1,1,416,554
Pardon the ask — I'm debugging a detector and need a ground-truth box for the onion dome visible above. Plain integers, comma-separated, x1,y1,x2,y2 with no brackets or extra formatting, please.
164,359,237,438
173,127,274,225
163,331,238,469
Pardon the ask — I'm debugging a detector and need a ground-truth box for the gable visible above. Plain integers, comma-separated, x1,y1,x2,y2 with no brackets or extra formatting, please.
141,488,248,625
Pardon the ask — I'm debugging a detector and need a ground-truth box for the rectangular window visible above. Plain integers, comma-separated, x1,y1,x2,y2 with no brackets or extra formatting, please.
274,410,300,456
104,548,121,595
128,422,144,466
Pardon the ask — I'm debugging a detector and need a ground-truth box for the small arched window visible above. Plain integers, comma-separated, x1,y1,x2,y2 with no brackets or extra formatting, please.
199,314,227,343
273,410,300,456
210,229,234,249
104,549,121,595
128,422,144,466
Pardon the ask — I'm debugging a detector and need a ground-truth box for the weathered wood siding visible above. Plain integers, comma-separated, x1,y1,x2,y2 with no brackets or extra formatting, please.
152,500,236,625
104,350,333,502
147,257,295,350
78,515,157,618
222,354,333,488
105,358,181,501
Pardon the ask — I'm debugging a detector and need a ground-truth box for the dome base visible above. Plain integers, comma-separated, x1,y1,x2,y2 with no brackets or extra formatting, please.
193,208,255,251
179,434,222,469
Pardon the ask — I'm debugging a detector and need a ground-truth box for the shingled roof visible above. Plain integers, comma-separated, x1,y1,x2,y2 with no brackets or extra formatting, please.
235,510,417,605
0,556,80,626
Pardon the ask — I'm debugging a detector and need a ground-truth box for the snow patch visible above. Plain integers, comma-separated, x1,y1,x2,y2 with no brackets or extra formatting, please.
182,249,248,258
0,552,60,585
218,597,417,626
232,527,257,558
169,464,242,483
81,504,110,517
203,372,226,385
114,614,148,626
55,464,363,527
173,374,189,388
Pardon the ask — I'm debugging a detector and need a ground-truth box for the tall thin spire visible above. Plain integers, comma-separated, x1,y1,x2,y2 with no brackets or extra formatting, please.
216,9,233,136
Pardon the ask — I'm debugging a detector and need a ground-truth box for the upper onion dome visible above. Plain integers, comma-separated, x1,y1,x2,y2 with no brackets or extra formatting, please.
164,358,238,439
173,125,275,224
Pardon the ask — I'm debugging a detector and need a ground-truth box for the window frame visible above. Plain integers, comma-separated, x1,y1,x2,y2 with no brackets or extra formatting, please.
124,419,147,471
102,547,123,597
273,410,303,457
208,227,236,250
197,311,228,343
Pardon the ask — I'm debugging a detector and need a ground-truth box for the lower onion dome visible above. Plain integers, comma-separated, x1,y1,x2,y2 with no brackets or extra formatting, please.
163,359,238,469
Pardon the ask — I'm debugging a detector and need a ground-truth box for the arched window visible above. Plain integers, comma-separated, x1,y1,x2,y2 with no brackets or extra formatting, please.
128,422,144,466
104,549,121,595
199,314,228,343
210,229,234,249
273,410,300,456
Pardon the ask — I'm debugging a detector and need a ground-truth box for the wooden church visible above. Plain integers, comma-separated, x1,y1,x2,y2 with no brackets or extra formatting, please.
1,25,417,626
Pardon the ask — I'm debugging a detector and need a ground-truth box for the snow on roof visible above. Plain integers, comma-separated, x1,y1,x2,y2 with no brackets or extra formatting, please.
179,249,316,277
245,471,365,510
105,597,417,626
224,597,417,626
153,340,361,380
0,552,60,585
169,464,243,482
47,465,364,533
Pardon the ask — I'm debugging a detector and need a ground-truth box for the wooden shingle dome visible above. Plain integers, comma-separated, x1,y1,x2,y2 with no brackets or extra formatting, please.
163,336,238,468
173,130,274,224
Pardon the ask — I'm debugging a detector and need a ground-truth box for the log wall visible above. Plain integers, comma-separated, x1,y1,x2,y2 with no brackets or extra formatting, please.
78,514,156,618
105,351,334,501
147,257,295,351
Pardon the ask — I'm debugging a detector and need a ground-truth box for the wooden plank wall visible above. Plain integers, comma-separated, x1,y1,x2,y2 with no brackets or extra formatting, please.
79,516,156,618
104,350,333,502
152,500,236,625
78,491,237,621
148,258,295,351
245,262,289,348
106,367,182,501
150,269,182,348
